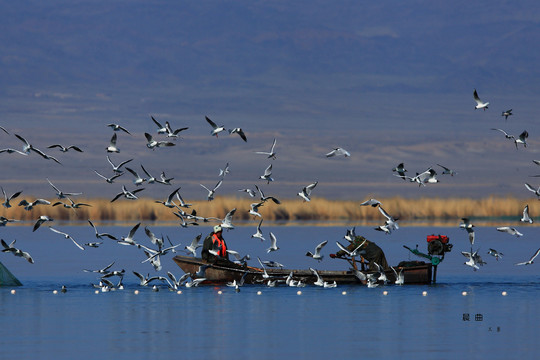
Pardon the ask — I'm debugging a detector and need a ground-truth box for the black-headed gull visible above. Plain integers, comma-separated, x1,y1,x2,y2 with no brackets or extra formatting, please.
49,227,85,250
1,239,34,263
144,133,175,149
515,248,540,266
524,183,540,199
473,89,489,110
107,155,132,174
251,218,265,242
1,187,22,208
325,147,350,157
487,248,503,261
107,123,132,135
259,164,274,184
297,181,317,202
106,133,120,153
306,240,328,262
33,215,53,232
267,232,279,253
496,226,523,237
501,109,513,120
88,220,117,240
185,234,202,256
228,128,247,142
255,138,277,159
200,180,222,201
205,116,226,137
521,204,533,224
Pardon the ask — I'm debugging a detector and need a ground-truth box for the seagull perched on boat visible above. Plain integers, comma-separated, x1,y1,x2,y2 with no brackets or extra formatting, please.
49,227,85,250
437,164,457,176
205,116,226,137
360,198,381,207
251,218,265,242
521,204,534,224
325,147,350,158
267,232,279,253
106,133,120,153
1,239,34,263
255,138,277,159
2,187,22,208
515,248,540,266
306,240,328,262
487,248,503,261
496,226,523,237
184,234,202,256
392,163,407,179
200,180,222,201
524,183,540,200
259,164,274,184
473,89,489,110
110,185,145,202
228,128,247,142
107,123,132,135
297,181,318,202
47,144,83,153
502,109,513,120
144,133,175,150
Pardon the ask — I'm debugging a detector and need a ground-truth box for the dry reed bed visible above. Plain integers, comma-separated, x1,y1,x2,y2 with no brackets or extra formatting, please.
0,196,531,223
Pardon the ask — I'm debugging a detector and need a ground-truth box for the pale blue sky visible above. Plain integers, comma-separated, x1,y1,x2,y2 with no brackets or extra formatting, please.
1,1,540,202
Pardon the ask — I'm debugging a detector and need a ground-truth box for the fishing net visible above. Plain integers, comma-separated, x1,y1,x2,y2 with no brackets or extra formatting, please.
0,261,22,286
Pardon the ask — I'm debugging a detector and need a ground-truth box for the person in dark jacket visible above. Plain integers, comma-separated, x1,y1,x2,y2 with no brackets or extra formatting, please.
330,235,389,271
201,225,229,263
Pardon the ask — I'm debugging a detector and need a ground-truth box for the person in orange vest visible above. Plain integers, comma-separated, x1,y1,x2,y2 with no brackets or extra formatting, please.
201,225,230,263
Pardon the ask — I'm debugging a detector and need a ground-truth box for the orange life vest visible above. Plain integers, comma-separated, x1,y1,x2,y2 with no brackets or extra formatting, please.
212,233,227,257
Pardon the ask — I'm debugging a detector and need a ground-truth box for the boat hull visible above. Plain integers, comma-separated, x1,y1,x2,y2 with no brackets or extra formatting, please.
172,255,433,285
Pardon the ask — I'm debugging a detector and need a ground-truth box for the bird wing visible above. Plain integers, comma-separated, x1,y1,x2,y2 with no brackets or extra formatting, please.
205,116,217,129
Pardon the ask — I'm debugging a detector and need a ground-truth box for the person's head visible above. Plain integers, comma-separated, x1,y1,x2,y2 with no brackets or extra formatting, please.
214,225,222,234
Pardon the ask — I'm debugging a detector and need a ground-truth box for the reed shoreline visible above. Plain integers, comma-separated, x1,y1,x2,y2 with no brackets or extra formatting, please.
1,195,534,226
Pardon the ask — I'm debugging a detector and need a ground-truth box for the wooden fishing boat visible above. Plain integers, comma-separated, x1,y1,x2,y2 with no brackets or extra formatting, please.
172,254,436,286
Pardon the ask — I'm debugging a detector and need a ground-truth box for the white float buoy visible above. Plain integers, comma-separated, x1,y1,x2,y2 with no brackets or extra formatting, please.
297,290,302,295
10,289,15,295
422,291,428,296
53,290,58,295
257,290,262,295
177,290,182,295
94,290,99,294
383,290,388,296
462,291,467,296
134,290,139,295
217,290,222,295
502,291,507,296
341,291,347,295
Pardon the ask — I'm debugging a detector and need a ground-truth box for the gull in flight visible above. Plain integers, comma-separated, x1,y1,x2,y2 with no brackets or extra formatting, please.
262,260,284,268
251,218,265,242
502,109,513,120
117,223,141,247
228,128,247,142
267,232,279,253
227,250,250,266
255,185,281,204
107,155,132,174
47,144,83,153
514,130,528,149
47,178,82,199
52,197,91,211
306,240,328,262
159,171,174,185
326,147,350,157
255,138,277,159
515,248,540,266
111,186,145,202
297,181,318,202
33,215,53,232
107,123,132,135
221,208,236,230
200,180,222,201
360,198,381,207
238,188,256,197
14,134,61,164
49,227,85,250
259,164,274,184
18,198,50,211
106,133,120,153
144,226,164,248
0,148,28,156
83,261,115,274
151,116,168,134
437,164,457,176
525,183,540,199
0,216,20,227
249,201,264,218
88,220,117,240
185,234,202,256
164,121,189,139
392,163,407,179
144,133,175,149
462,250,485,271
166,272,191,290
391,266,404,285
496,226,523,237
175,191,192,208
310,267,325,287
154,187,181,208
378,206,399,232
2,187,22,208
125,167,147,186
205,116,226,137
491,128,515,145
94,170,123,184
487,248,503,261
473,89,489,110
257,257,271,279
1,239,34,263
336,239,366,257
459,217,475,246
219,162,230,178
521,204,533,224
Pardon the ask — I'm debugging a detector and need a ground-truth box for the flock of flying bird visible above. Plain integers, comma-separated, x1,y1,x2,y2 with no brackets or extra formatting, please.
0,114,361,291
1,88,539,290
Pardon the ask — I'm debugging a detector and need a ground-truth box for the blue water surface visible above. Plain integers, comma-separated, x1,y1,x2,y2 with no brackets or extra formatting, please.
0,224,538,359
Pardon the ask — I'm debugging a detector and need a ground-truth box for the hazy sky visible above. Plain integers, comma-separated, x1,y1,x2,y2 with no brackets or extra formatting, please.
1,1,540,203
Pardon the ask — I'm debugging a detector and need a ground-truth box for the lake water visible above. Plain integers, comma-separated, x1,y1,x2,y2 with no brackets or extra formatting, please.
1,224,539,359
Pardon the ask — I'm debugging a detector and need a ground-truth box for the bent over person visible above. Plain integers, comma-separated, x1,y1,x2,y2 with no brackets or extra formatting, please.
330,235,389,271
201,225,230,264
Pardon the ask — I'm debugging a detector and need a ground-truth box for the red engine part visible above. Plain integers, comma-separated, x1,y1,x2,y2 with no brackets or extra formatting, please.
427,234,449,244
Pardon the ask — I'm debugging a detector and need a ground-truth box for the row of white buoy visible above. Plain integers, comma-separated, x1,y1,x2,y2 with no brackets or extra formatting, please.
6,289,510,296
